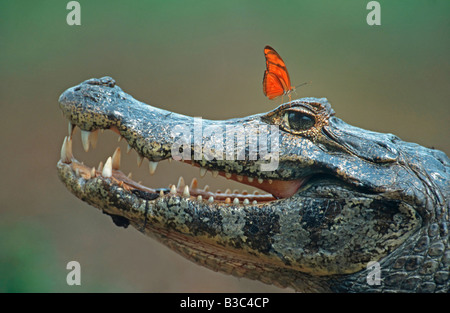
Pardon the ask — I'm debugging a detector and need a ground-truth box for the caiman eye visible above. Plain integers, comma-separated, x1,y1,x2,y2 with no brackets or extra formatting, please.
283,110,315,131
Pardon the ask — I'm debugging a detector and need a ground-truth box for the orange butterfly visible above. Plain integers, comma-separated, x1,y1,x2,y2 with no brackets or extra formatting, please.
263,45,295,101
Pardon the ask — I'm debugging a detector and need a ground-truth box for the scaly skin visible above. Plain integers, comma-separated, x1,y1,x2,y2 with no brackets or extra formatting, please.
57,77,449,292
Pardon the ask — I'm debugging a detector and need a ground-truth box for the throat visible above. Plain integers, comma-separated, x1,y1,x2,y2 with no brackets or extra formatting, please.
183,160,307,199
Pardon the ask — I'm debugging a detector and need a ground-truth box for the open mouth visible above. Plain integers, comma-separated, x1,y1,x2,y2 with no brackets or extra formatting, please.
59,123,307,205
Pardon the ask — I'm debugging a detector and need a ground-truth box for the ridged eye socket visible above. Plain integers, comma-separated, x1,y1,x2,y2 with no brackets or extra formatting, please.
283,110,315,131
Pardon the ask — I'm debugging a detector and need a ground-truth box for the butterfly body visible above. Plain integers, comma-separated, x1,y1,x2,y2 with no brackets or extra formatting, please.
263,46,295,100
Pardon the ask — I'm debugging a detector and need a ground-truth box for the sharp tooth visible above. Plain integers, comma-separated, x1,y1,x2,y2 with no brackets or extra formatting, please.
170,185,177,194
127,144,132,154
160,190,164,197
236,175,243,182
197,195,202,201
91,167,96,177
258,178,263,184
112,147,121,170
216,189,222,194
81,130,90,152
67,137,73,161
225,173,232,179
233,189,239,194
253,190,260,195
252,200,258,205
248,177,254,183
127,172,132,179
243,199,250,205
225,189,232,194
60,136,73,163
117,136,122,142
208,196,214,203
97,161,103,172
225,197,231,204
137,155,143,167
177,176,185,189
212,171,219,178
68,123,73,137
168,158,172,163
233,198,239,205
268,179,273,184
199,167,207,178
242,190,248,195
148,161,158,175
90,130,99,149
183,185,190,197
190,178,198,190
102,157,112,178
203,185,210,192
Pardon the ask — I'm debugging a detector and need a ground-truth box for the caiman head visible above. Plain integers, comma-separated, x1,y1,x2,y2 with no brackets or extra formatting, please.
57,77,449,292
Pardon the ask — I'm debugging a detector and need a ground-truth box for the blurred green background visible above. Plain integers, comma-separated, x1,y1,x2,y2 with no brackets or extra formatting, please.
0,0,448,292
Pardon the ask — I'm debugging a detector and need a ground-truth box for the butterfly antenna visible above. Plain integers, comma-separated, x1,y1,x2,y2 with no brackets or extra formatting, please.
292,81,311,97
294,81,311,90
289,81,311,103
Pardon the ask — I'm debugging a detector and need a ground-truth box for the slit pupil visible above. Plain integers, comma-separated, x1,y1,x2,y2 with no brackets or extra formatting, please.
288,112,315,131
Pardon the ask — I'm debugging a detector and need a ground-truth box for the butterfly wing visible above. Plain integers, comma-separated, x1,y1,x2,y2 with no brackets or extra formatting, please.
263,71,285,100
263,46,292,96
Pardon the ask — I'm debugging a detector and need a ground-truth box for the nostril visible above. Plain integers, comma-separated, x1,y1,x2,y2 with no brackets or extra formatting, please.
74,86,81,91
85,77,116,87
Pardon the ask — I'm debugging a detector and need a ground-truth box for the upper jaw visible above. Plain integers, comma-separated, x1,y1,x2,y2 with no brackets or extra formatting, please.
57,77,413,205
58,77,311,201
